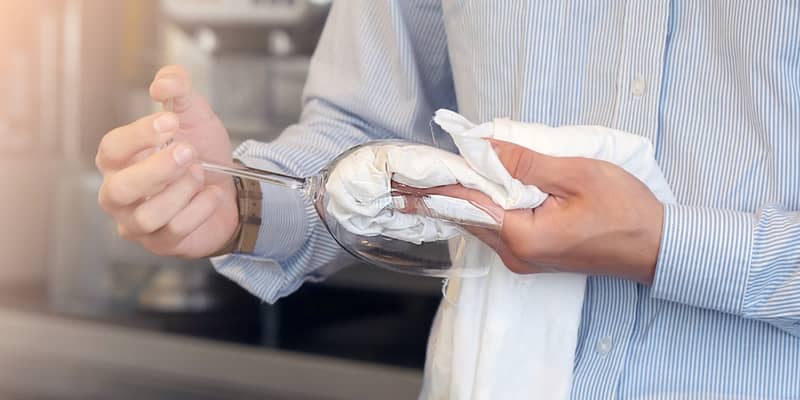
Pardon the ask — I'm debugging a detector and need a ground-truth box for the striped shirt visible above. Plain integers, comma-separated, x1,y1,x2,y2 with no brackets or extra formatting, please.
212,1,800,398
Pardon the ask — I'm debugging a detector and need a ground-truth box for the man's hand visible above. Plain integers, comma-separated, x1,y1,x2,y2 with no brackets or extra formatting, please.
484,139,664,285
95,65,239,258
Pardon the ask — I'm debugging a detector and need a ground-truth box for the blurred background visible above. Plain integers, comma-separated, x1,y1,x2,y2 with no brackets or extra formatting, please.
0,1,441,398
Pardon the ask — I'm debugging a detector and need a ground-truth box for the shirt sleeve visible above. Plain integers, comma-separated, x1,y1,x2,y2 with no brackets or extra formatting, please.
651,203,800,336
211,0,456,303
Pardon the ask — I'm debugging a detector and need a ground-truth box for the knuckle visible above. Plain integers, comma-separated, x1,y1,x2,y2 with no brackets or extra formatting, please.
564,158,596,187
144,156,182,189
504,148,524,174
584,160,618,190
161,64,187,77
133,208,160,234
99,180,130,210
97,185,110,210
165,219,191,239
503,147,536,180
148,244,172,258
97,130,111,150
159,163,184,186
507,236,560,264
104,178,129,206
590,158,612,174
172,65,190,83
138,116,161,143
94,151,104,171
506,238,538,262
116,224,133,240
153,65,190,87
95,137,114,170
101,125,123,149
515,151,536,178
96,133,108,153
583,159,603,176
97,125,139,167
188,175,204,192
156,64,182,79
502,258,528,274
148,80,161,99
597,160,620,178
156,65,173,76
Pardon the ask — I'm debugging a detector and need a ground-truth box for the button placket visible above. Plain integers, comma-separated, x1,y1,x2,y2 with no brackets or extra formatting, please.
610,1,671,143
571,277,638,399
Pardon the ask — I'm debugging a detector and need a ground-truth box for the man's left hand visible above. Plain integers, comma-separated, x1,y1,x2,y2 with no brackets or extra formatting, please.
461,139,665,285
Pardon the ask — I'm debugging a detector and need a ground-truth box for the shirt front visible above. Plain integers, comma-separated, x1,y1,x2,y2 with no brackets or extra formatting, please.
213,1,800,398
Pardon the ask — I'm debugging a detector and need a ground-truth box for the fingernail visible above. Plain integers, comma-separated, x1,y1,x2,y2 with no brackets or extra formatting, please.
172,144,194,166
153,113,178,133
190,165,204,183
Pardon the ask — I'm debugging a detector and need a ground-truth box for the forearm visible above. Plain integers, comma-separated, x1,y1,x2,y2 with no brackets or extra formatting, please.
652,203,800,335
211,0,454,302
210,102,387,303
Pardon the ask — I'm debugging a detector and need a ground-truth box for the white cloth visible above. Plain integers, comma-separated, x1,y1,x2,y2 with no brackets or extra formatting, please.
325,141,527,244
325,109,676,399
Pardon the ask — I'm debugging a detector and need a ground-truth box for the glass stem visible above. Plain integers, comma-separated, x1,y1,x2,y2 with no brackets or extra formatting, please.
200,161,309,192
161,100,313,194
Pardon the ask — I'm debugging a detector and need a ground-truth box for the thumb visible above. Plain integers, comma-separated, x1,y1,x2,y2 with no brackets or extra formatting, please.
148,65,219,131
149,65,194,110
488,139,571,195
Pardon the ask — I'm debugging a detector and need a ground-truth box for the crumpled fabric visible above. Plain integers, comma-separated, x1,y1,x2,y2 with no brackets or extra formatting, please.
325,140,527,244
325,109,676,399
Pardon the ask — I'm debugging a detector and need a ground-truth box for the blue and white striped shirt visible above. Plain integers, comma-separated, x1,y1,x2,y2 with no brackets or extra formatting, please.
213,1,800,398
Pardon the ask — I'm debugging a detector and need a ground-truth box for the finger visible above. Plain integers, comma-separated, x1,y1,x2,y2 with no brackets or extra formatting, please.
98,141,197,209
499,208,539,248
463,225,546,274
149,65,192,107
125,165,205,235
149,65,219,129
463,225,505,251
498,196,561,248
143,185,224,253
391,183,505,226
95,112,178,173
413,184,505,225
390,183,436,214
487,139,575,195
497,205,564,271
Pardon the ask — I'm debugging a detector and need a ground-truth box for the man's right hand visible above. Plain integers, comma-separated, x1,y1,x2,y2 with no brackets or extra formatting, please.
96,65,240,258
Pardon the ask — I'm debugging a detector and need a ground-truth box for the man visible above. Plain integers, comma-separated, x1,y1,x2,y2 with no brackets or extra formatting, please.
96,1,800,398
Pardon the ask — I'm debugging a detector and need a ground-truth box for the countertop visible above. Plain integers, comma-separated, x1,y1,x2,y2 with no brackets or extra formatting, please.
0,306,423,400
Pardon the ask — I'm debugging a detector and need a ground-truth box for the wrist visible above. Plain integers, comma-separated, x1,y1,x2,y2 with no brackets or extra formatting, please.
608,201,663,285
208,161,263,257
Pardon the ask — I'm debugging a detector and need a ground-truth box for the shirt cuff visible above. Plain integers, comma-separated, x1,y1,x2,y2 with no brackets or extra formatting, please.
209,157,312,303
210,254,288,303
209,182,314,302
235,156,309,260
651,204,755,315
252,182,308,260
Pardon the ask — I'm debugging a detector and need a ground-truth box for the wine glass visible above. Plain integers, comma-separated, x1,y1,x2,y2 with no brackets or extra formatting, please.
161,96,501,277
200,140,503,278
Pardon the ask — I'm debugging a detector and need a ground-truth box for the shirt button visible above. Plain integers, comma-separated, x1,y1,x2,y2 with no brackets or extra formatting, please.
631,77,646,97
595,336,613,355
